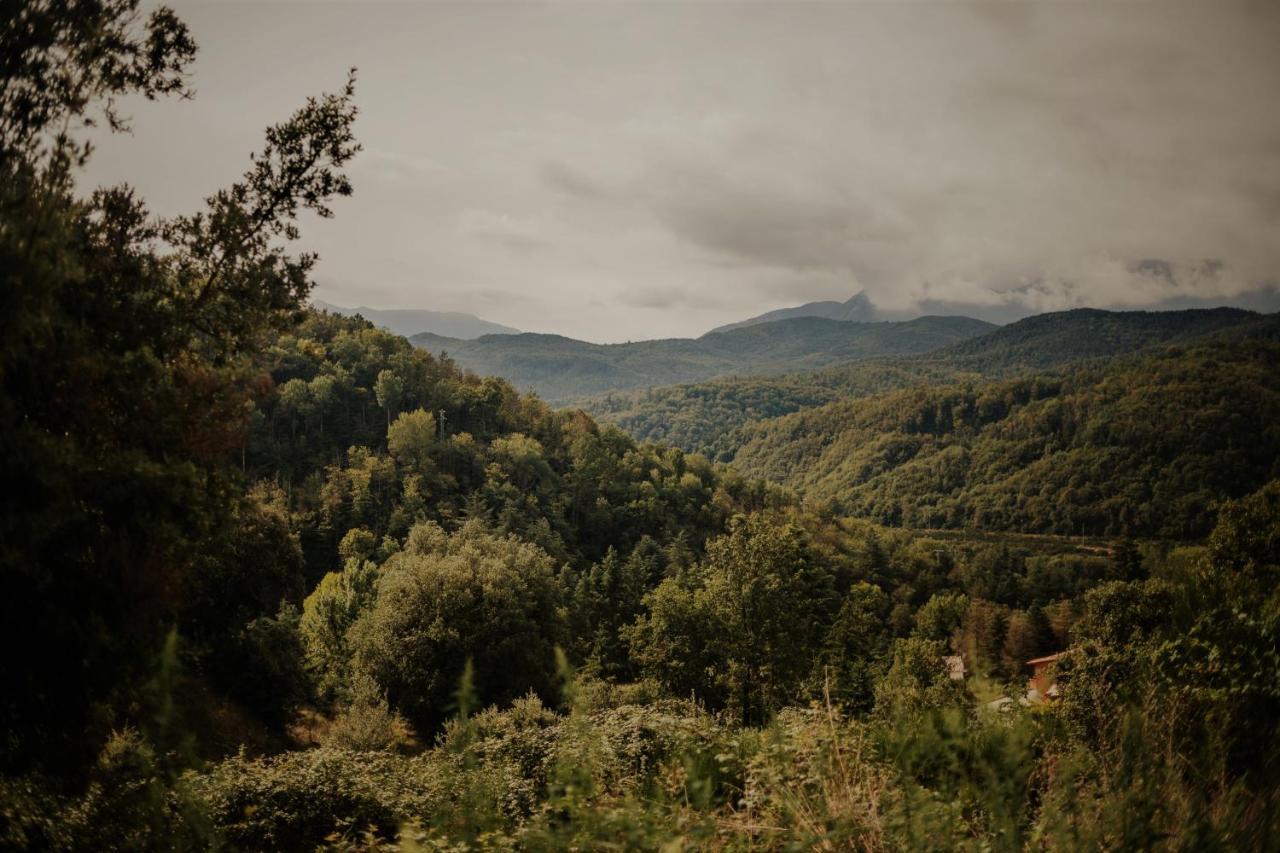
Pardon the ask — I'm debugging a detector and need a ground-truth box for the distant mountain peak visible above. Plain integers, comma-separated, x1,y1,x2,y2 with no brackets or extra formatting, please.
705,291,878,335
836,291,875,320
313,299,520,340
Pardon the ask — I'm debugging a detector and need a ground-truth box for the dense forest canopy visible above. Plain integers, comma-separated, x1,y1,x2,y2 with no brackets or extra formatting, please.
577,360,983,459
2,3,1278,851
728,339,1280,538
579,306,1280,461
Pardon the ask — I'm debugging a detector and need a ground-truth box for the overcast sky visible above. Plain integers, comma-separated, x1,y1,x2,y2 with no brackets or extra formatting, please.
84,1,1280,342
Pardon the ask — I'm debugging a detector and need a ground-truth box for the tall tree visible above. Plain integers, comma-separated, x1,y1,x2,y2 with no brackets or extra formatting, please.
0,0,359,776
630,515,837,724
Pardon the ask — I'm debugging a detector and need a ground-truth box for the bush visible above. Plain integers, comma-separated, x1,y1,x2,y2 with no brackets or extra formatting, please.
323,673,405,752
185,749,431,849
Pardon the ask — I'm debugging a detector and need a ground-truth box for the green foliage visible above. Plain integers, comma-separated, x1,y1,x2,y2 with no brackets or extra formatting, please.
221,605,311,730
914,592,970,643
933,306,1266,373
732,341,1280,538
247,310,755,583
180,481,1280,851
350,521,566,733
301,557,382,701
0,0,196,169
60,728,210,852
1001,604,1058,673
6,5,1280,848
186,748,423,849
811,581,893,715
0,728,210,852
874,638,972,720
0,0,358,777
578,359,979,459
567,544,657,679
185,489,306,641
386,408,437,471
1050,481,1280,842
579,307,1272,464
323,672,405,752
881,708,1043,850
629,515,838,723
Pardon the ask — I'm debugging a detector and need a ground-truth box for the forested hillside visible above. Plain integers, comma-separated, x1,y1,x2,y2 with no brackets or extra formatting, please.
729,340,1280,538
410,315,993,402
243,311,781,585
580,306,1275,459
578,360,978,459
3,4,1278,851
929,306,1268,372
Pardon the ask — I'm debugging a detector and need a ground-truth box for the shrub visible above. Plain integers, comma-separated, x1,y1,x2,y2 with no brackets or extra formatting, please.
185,749,433,849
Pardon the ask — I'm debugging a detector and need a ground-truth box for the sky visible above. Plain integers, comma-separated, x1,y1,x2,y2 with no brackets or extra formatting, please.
84,0,1280,343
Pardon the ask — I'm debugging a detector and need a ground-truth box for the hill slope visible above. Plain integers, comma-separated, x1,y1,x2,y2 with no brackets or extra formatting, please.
727,339,1280,538
929,306,1259,372
576,360,978,460
411,315,995,403
578,307,1274,456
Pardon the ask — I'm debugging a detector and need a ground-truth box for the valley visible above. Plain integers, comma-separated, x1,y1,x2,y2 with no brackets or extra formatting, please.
6,2,1279,849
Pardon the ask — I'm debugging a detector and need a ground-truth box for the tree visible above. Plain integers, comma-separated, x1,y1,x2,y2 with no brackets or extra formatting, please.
0,0,196,170
309,374,338,437
300,557,381,702
224,605,310,729
0,0,359,775
913,592,969,645
568,545,654,679
387,408,436,472
350,521,565,733
183,492,307,669
1109,539,1144,582
374,370,405,427
815,582,892,713
969,601,1010,677
1002,606,1057,672
874,638,971,719
629,515,837,724
278,378,313,440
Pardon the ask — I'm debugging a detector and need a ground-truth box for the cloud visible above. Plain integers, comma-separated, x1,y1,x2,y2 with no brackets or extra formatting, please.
84,0,1280,341
541,161,613,202
616,285,737,312
457,209,547,252
536,0,1280,323
356,146,452,185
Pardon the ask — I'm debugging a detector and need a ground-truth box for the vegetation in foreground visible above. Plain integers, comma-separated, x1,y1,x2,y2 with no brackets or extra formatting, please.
1,3,1278,850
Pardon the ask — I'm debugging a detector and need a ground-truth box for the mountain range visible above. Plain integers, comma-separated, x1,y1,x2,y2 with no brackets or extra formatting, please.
312,299,520,339
321,291,1276,418
577,307,1280,459
410,315,995,403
